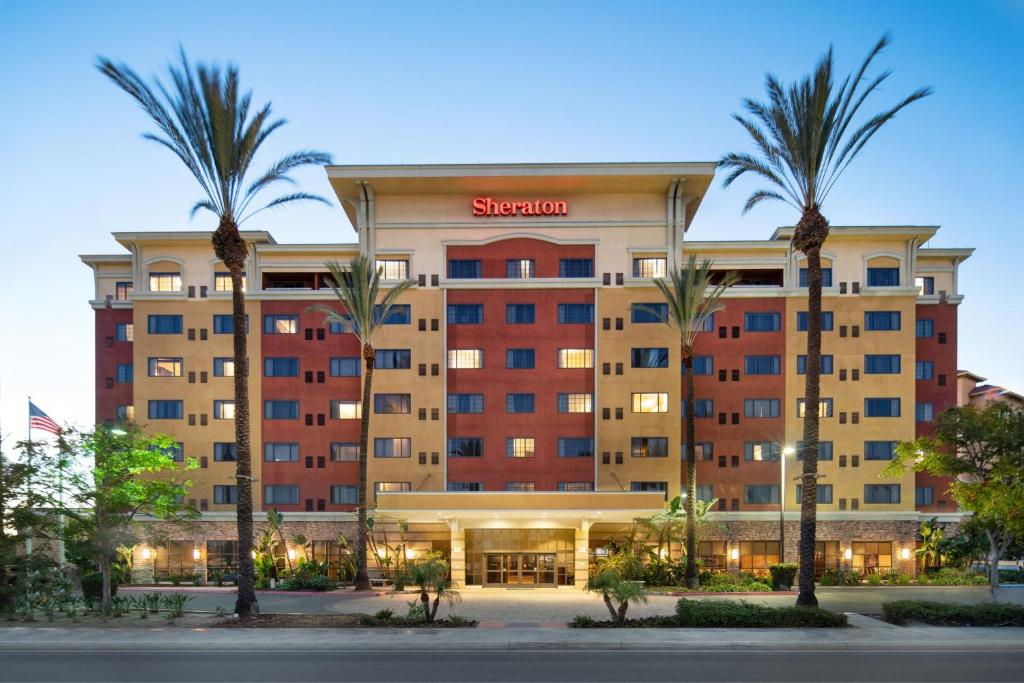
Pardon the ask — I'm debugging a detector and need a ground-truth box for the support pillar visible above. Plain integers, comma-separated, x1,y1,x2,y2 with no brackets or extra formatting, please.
448,519,465,587
575,519,592,589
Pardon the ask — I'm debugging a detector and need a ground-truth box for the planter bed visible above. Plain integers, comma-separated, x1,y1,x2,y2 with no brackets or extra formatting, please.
882,600,1024,626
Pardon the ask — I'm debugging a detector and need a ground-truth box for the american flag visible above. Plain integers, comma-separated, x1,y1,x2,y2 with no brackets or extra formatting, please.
29,401,62,435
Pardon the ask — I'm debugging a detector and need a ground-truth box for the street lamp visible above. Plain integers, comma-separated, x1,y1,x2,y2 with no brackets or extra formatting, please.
781,446,796,563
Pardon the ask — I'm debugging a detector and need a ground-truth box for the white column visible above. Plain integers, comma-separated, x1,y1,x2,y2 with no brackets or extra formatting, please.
448,519,466,587
574,519,592,589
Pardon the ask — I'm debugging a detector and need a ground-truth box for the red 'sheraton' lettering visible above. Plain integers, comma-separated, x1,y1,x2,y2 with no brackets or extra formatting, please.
472,197,568,217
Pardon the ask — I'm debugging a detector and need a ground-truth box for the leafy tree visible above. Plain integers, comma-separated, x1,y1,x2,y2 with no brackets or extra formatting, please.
884,403,1024,590
311,258,413,589
645,256,735,589
0,445,49,613
719,35,931,606
47,424,198,615
407,551,459,623
98,50,332,617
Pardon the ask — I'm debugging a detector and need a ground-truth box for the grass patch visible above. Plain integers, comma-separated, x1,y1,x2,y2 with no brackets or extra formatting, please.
882,601,1024,626
569,598,847,628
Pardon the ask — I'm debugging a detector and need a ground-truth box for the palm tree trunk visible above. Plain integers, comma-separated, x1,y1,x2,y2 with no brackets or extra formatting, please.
794,210,827,608
682,350,699,589
355,343,375,591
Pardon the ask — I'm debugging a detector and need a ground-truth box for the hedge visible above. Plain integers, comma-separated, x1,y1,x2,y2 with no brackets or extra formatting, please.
570,599,847,628
883,600,1024,626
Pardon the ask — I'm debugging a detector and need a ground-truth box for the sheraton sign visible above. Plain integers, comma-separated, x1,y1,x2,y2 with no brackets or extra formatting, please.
472,196,568,217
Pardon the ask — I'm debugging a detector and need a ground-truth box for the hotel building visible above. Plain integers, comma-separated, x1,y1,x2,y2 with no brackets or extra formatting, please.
81,162,973,587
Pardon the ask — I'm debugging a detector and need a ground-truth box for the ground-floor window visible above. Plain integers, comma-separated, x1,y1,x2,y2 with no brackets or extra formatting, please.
738,541,779,576
815,541,840,577
852,541,892,574
310,540,353,581
153,541,195,581
464,529,574,587
207,540,240,576
699,541,728,572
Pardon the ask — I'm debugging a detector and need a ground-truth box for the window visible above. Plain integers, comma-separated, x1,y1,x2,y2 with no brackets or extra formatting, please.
506,349,535,369
213,357,235,377
331,485,358,505
506,393,535,413
744,312,781,332
213,400,235,420
865,355,901,374
147,357,181,377
916,319,934,338
796,484,834,504
631,481,668,493
448,394,484,414
682,399,714,417
864,311,901,331
115,282,133,300
865,398,901,417
682,442,714,461
331,443,358,462
506,304,535,324
115,363,133,383
692,356,713,375
149,272,181,292
558,303,594,324
374,393,411,414
374,304,410,325
264,443,298,462
916,361,934,380
330,400,362,420
744,442,780,461
212,442,237,462
696,485,715,503
865,441,898,461
796,441,833,461
916,402,934,422
264,357,299,377
632,257,667,278
328,317,354,334
448,349,483,369
558,482,594,492
632,393,668,413
264,485,299,505
631,437,668,458
506,482,536,492
448,259,482,278
213,485,237,505
263,314,298,334
506,437,535,458
447,304,484,324
558,393,593,413
744,399,780,418
631,347,669,368
744,485,780,504
797,355,833,374
867,267,900,287
558,438,594,458
375,437,412,459
799,267,833,287
447,438,483,458
506,259,535,279
558,348,593,369
631,303,668,323
864,484,901,504
915,276,935,295
115,404,134,421
213,314,248,334
116,323,134,341
797,311,834,331
797,398,834,418
916,486,934,506
377,349,410,370
148,400,182,419
375,482,412,494
330,357,360,377
147,315,182,334
745,355,781,375
264,400,299,420
559,258,593,278
447,482,483,492
377,259,408,280
214,272,245,292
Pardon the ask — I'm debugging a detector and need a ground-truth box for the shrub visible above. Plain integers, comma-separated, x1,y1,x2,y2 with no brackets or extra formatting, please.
866,573,883,586
998,569,1024,584
883,600,1024,626
570,614,595,628
926,568,988,586
768,563,798,590
374,608,394,620
702,572,772,593
819,569,861,586
674,599,847,628
916,573,930,585
80,572,117,604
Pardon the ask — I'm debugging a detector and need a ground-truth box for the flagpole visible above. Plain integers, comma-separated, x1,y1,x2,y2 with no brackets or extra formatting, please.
26,396,32,556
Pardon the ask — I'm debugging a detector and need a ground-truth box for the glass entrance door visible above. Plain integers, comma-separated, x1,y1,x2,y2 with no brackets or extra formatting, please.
485,554,557,586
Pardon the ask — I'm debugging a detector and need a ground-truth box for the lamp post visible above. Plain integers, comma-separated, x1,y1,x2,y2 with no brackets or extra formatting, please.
781,446,796,564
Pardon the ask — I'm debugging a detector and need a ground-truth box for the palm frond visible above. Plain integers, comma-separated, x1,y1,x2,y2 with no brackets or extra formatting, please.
312,257,414,346
651,256,738,351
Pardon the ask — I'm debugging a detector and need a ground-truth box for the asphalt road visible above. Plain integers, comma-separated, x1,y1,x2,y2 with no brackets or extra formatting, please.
2,649,1023,683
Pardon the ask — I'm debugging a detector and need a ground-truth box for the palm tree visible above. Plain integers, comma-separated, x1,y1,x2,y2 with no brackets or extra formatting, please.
98,50,333,617
647,255,736,589
311,258,413,589
718,34,931,606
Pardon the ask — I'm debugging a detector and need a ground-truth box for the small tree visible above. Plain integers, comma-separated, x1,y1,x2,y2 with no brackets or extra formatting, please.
587,551,648,626
917,517,945,572
47,424,198,615
884,403,1024,591
407,551,459,623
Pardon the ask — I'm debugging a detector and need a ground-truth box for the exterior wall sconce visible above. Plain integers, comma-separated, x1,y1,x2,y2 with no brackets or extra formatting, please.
287,549,297,561
404,547,416,560
192,547,201,561
140,547,152,560
900,548,911,560
730,548,739,561
843,547,853,561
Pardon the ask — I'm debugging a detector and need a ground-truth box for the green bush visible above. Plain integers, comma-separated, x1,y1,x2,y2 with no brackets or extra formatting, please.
674,599,847,628
79,572,117,604
701,572,772,593
866,573,883,586
768,563,798,590
570,614,595,628
998,569,1024,584
925,568,988,586
818,569,861,586
883,600,1024,626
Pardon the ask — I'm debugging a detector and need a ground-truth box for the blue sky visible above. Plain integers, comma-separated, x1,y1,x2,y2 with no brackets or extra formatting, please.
1,0,1021,443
